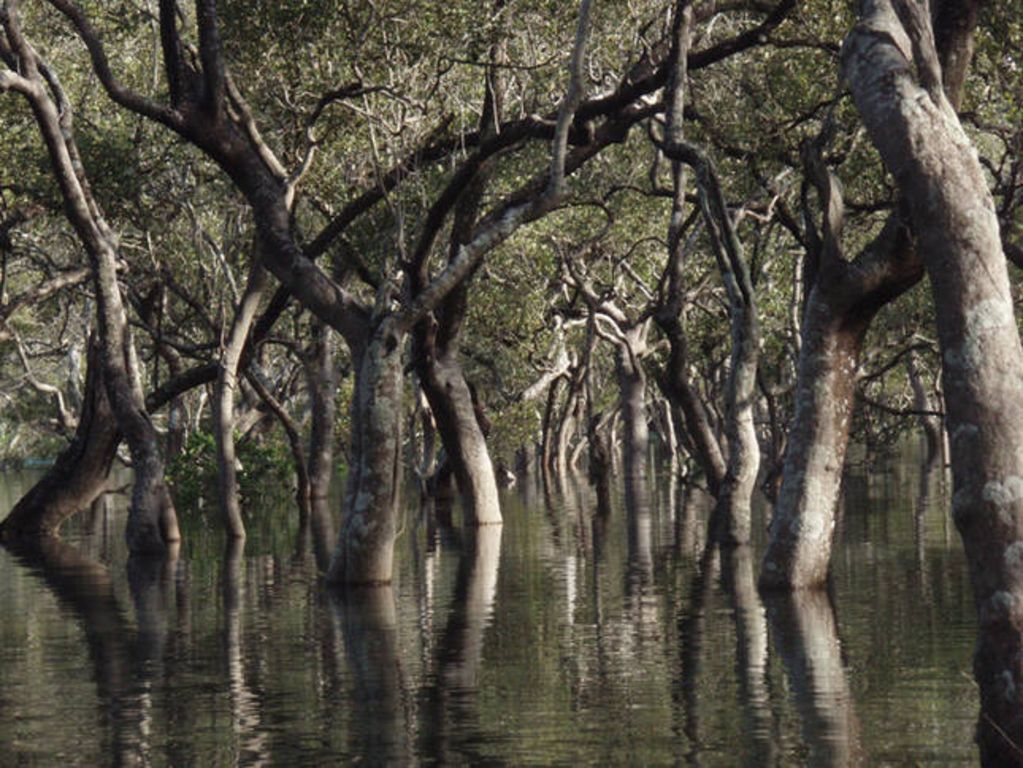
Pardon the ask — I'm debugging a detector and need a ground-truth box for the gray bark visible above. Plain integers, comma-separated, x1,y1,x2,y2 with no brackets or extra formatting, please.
306,321,338,503
760,176,920,589
0,20,179,554
213,260,268,539
616,324,650,483
906,351,942,465
844,2,1023,760
327,322,404,585
663,141,760,544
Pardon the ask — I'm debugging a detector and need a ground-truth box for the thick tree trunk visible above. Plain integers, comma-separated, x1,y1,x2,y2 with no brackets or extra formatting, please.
0,335,119,539
844,2,1023,760
327,323,404,585
760,302,869,589
411,26,504,528
760,168,920,589
213,261,268,539
418,354,502,526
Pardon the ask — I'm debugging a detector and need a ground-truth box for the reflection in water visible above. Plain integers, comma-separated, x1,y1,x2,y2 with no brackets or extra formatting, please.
223,540,271,766
764,589,862,767
419,525,503,763
625,474,658,638
4,538,171,766
675,542,720,765
0,454,979,765
675,486,708,558
331,585,410,765
721,545,775,766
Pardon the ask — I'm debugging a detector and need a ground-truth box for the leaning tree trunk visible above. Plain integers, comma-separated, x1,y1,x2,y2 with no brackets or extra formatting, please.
760,299,871,589
213,260,268,539
0,334,119,539
761,0,977,590
655,0,726,499
759,216,919,589
326,320,405,585
845,1,1023,761
0,39,179,554
411,19,505,528
417,350,502,526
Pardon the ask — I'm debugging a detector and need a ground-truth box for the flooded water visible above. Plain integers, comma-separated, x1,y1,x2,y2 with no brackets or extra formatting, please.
0,448,978,765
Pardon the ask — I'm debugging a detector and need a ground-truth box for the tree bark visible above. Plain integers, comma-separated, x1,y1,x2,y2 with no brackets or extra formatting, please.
306,320,338,504
326,322,404,585
0,22,179,554
760,184,920,589
906,350,942,466
417,351,502,525
213,260,268,539
844,2,1023,760
616,325,650,483
0,334,119,539
663,141,761,544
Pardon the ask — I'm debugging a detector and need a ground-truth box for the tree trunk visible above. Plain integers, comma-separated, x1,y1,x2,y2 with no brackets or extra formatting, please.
760,175,920,589
663,141,761,544
327,322,404,585
844,2,1023,760
0,335,119,539
713,289,760,545
616,326,649,483
760,300,871,588
306,319,338,526
2,36,179,555
906,351,942,466
418,353,502,525
655,326,726,494
213,261,268,539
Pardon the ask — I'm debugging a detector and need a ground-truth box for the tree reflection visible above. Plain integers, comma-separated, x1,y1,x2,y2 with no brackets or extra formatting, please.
720,545,776,766
764,589,862,767
418,525,503,763
222,539,272,765
330,585,410,764
4,538,176,766
674,541,719,765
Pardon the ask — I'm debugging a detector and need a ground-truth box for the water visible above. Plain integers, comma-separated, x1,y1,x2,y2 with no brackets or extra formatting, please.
0,451,978,765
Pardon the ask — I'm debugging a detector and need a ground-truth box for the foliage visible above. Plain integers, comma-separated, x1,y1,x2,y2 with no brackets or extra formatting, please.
168,429,294,515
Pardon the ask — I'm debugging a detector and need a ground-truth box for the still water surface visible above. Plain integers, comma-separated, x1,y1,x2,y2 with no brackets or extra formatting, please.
0,450,978,765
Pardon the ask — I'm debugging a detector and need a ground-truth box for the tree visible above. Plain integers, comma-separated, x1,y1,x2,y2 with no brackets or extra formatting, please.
843,1,1023,761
